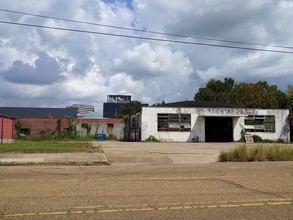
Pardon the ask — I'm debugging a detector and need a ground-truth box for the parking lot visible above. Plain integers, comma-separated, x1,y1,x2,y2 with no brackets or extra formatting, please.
100,141,241,165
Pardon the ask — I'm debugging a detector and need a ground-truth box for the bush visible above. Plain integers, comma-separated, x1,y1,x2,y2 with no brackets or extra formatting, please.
144,135,160,142
252,135,262,143
106,133,117,141
219,144,293,162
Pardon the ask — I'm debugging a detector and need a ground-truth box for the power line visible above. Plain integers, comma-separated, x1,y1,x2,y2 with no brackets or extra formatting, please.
0,20,293,54
0,8,292,50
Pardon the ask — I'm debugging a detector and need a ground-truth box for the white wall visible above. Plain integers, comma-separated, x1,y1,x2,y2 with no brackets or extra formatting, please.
233,117,243,141
1,139,14,143
76,122,124,140
141,107,199,142
140,107,290,142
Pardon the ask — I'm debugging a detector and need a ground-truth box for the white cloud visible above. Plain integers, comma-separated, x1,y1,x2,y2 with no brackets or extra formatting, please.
108,72,146,96
0,0,293,112
113,42,193,80
64,65,106,99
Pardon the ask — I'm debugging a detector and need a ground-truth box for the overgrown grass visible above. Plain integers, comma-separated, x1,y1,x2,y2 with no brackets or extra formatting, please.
219,144,293,162
0,141,102,153
18,134,97,142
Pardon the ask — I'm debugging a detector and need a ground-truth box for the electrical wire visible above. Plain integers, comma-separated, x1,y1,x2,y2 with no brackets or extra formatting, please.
1,20,293,54
0,8,292,50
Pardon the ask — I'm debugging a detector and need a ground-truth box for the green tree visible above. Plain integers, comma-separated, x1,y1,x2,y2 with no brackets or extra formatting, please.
56,119,62,134
194,77,236,103
286,85,293,111
15,121,22,139
65,118,79,139
232,81,279,108
81,123,92,136
194,78,292,110
152,100,165,107
288,85,293,96
116,101,142,121
275,89,293,110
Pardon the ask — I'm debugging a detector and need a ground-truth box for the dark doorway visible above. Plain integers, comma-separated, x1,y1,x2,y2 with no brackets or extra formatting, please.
205,117,233,142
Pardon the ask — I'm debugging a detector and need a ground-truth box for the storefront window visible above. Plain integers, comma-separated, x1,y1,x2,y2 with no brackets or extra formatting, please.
158,114,191,131
244,115,275,133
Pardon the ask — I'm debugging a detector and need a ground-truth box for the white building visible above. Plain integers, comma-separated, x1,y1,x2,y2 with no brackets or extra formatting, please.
67,104,95,117
126,101,290,142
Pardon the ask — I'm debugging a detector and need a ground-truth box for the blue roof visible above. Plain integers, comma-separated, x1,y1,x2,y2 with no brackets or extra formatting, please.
82,112,102,118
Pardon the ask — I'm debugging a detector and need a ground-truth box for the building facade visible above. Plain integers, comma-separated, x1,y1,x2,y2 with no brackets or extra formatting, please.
103,94,149,118
67,104,95,117
16,118,124,140
126,102,290,142
103,94,132,118
0,114,14,143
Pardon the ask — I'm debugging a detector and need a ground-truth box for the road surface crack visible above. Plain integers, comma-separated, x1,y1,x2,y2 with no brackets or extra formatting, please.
212,178,285,198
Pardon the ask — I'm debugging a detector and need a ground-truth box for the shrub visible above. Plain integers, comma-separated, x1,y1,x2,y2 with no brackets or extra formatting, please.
106,133,117,141
144,135,160,142
251,135,284,144
252,135,262,143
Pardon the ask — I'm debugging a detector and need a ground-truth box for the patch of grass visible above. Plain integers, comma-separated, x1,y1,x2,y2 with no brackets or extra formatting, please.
0,141,102,153
18,134,97,142
219,144,293,162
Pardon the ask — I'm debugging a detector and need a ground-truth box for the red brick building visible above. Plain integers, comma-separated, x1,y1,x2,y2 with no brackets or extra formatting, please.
0,114,14,143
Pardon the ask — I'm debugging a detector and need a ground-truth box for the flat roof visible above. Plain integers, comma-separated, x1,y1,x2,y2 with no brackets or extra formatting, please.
0,107,77,118
0,114,15,119
158,101,240,108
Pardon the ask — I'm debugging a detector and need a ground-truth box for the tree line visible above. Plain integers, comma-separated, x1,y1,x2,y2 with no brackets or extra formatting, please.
195,78,293,111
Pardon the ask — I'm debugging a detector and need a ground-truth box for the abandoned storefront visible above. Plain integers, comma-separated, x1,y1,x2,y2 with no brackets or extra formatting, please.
126,101,290,142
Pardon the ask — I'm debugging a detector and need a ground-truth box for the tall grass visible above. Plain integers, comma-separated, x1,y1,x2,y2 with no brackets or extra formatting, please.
219,145,293,162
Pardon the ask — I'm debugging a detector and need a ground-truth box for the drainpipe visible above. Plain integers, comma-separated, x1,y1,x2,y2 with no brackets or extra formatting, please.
12,119,15,142
1,116,3,144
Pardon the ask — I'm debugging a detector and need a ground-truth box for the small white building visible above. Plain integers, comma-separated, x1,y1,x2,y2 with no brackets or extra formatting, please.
126,101,290,142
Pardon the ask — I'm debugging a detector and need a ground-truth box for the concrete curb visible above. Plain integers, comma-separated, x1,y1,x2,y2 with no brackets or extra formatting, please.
0,161,109,166
0,153,109,166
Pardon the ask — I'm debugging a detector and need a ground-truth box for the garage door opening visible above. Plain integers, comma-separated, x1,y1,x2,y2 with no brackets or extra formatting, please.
205,117,233,142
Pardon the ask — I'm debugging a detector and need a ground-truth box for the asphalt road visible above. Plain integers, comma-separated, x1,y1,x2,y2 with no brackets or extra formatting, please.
1,162,293,220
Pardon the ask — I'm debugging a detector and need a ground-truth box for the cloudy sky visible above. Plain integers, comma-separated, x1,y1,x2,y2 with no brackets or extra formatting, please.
0,0,293,114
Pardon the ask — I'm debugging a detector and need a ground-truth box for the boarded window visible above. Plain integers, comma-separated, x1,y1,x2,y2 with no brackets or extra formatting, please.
158,114,191,131
20,128,30,136
244,115,275,133
107,123,114,129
